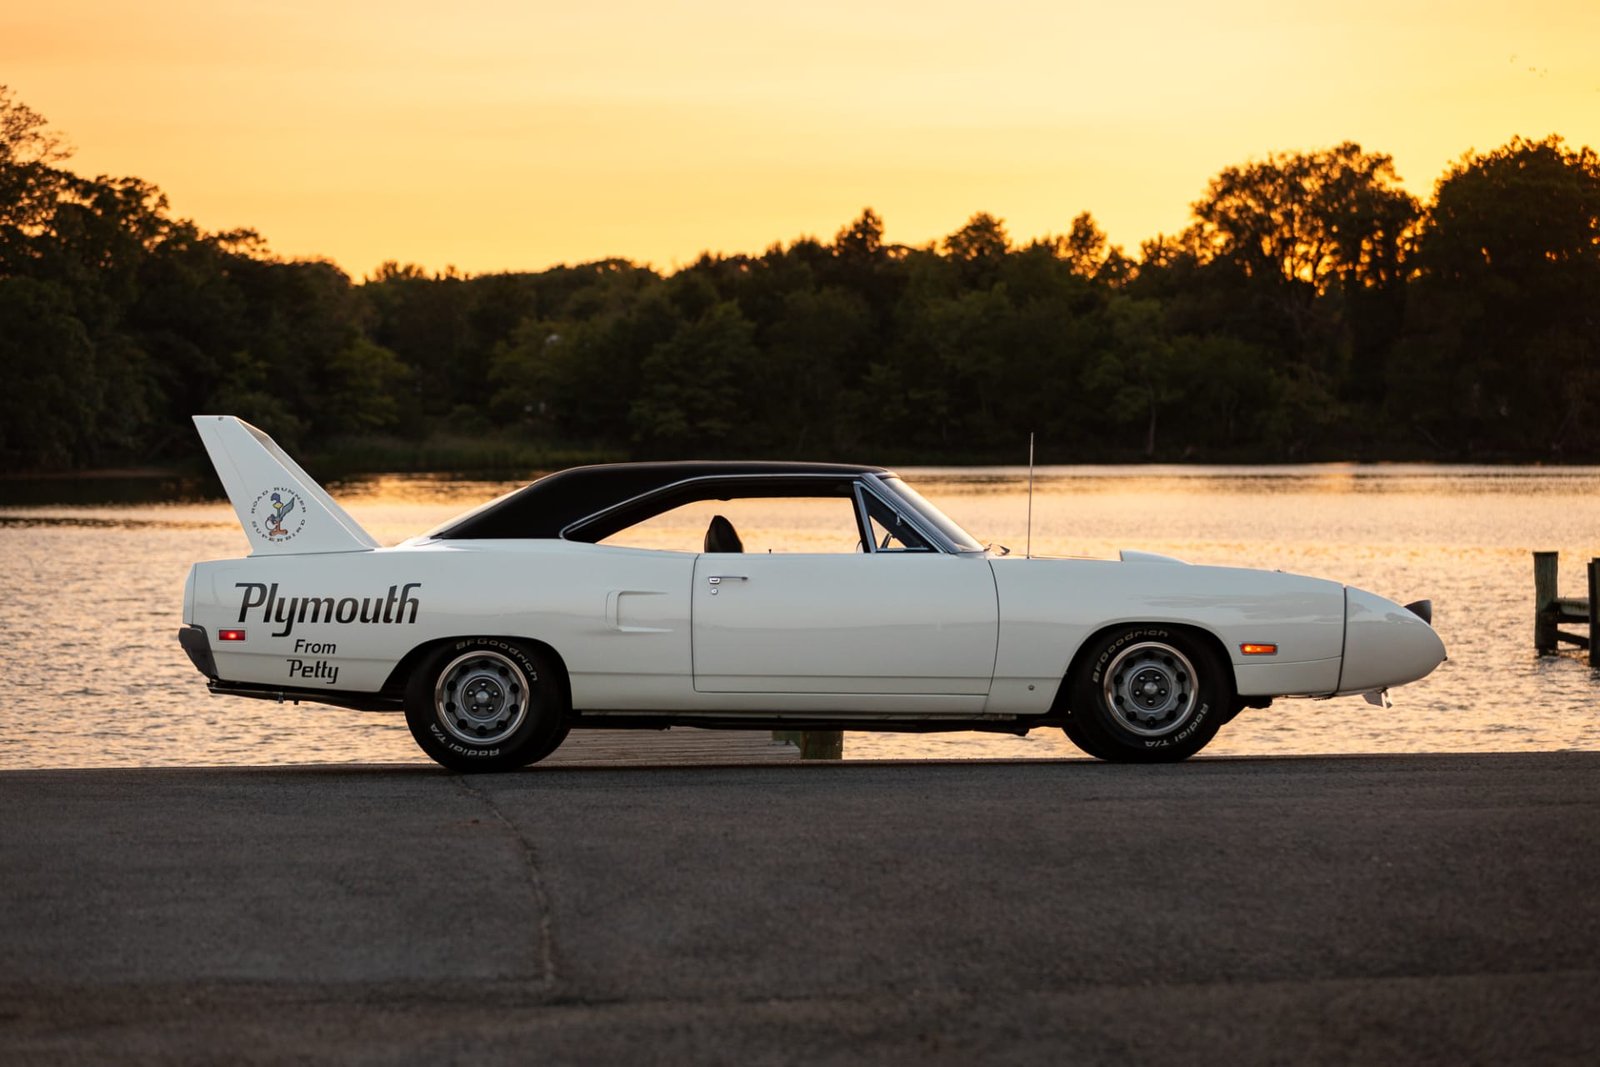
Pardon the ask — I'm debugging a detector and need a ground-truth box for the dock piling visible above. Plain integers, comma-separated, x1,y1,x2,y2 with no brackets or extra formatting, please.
1535,551,1560,653
1589,559,1599,668
1533,551,1596,661
772,730,844,760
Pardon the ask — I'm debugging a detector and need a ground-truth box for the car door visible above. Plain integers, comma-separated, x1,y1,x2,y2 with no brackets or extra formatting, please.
691,552,999,695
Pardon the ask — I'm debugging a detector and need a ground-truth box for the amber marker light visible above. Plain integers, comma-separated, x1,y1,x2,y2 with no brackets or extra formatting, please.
1240,643,1277,656
219,629,247,641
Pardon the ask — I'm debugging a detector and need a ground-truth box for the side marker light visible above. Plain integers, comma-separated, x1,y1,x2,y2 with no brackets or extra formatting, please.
1239,643,1277,656
219,629,246,641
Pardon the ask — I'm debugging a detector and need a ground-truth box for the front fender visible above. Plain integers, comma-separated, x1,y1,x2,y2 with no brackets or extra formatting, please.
987,558,1348,713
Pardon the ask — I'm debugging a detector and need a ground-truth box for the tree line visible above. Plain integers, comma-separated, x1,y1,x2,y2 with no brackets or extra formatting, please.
2,84,1597,472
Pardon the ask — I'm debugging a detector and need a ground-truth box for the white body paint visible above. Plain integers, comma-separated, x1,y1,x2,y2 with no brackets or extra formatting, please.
181,417,1447,726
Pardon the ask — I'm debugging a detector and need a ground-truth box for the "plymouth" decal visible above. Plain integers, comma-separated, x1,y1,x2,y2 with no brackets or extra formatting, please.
235,582,421,638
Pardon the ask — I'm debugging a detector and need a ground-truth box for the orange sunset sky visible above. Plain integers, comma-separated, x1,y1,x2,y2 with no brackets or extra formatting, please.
4,0,1597,277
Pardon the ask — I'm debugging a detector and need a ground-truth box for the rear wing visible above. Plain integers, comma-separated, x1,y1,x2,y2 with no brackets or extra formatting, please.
193,415,380,555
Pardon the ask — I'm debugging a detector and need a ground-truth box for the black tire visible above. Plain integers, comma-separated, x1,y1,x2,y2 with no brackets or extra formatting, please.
516,722,572,769
404,638,568,772
1060,711,1113,760
1066,625,1230,762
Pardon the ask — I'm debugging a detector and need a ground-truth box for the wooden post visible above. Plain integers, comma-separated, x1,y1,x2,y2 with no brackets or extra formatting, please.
1589,559,1599,668
1534,551,1559,654
771,729,844,760
799,730,843,760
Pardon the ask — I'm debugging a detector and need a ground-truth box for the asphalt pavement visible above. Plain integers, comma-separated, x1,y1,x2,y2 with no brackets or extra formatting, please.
3,753,1599,1064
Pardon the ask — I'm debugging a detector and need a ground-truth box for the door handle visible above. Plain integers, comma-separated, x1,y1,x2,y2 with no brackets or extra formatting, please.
706,575,747,595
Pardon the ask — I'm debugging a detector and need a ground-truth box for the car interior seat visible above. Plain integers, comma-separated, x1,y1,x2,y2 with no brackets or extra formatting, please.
704,514,744,553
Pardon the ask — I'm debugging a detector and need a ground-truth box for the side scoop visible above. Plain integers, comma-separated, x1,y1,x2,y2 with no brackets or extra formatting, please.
193,415,379,556
1337,586,1447,695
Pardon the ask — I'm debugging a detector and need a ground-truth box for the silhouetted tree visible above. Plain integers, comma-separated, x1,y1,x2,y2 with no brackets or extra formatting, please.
631,300,759,454
943,212,1010,288
5,81,1600,469
834,207,885,262
1187,142,1418,398
1395,136,1600,455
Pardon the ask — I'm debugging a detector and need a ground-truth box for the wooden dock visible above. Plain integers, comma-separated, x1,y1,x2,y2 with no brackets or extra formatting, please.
542,728,805,767
1533,551,1599,665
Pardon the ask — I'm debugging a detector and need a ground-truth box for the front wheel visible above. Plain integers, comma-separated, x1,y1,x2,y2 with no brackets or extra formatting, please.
404,638,568,772
1065,626,1230,762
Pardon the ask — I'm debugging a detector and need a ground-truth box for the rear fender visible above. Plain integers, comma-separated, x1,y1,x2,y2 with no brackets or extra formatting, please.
382,636,573,709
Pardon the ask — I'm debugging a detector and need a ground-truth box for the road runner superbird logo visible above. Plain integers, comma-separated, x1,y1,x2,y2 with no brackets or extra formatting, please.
249,487,305,543
236,582,421,638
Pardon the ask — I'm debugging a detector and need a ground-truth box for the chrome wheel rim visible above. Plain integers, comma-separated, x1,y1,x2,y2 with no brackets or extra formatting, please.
1103,641,1199,738
433,651,529,746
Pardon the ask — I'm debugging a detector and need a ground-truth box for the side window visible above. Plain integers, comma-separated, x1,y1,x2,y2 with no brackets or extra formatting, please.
859,490,933,552
598,496,866,554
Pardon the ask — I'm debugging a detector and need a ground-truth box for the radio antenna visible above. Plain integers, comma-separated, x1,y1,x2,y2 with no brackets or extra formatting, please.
1026,431,1035,559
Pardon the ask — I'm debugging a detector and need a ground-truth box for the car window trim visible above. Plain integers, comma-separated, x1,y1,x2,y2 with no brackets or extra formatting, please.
562,473,862,544
869,474,986,554
852,481,935,553
559,470,975,556
857,476,968,554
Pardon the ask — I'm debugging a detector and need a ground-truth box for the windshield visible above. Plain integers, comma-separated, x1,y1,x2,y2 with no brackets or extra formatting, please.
880,476,985,552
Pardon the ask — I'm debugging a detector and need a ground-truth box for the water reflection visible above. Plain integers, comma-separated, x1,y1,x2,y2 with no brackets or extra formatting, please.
2,465,1599,769
0,515,235,531
0,473,227,507
911,464,1600,498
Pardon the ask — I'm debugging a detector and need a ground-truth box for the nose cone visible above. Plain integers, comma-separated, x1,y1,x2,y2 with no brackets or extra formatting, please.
1338,587,1448,695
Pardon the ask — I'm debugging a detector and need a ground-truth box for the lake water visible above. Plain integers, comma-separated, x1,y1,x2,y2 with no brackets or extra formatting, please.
2,465,1598,769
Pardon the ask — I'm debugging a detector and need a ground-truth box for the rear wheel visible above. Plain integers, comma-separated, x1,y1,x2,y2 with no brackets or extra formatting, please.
404,638,568,772
1065,626,1229,762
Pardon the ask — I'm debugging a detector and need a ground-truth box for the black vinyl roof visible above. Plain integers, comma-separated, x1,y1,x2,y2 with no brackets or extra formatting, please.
431,460,889,541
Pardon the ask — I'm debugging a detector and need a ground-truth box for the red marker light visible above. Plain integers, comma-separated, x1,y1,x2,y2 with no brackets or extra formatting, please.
219,629,246,641
1239,643,1277,656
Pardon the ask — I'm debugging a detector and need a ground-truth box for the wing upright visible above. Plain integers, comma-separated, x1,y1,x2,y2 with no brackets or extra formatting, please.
193,415,380,556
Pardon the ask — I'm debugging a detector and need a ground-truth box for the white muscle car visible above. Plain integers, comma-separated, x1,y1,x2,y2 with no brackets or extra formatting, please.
179,416,1447,770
